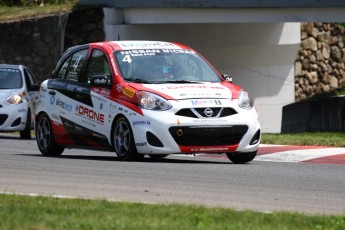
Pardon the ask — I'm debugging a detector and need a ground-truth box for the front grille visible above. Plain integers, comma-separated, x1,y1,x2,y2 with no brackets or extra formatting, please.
176,107,237,118
0,114,8,125
169,125,248,146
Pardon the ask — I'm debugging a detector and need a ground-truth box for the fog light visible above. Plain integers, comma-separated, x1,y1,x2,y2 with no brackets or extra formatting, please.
250,129,261,145
176,129,184,137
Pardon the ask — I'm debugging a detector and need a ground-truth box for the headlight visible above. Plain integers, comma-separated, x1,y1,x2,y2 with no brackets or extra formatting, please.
238,90,253,109
4,93,23,105
137,91,172,110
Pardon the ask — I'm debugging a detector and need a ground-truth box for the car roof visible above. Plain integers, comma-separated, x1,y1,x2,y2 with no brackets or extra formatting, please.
0,64,23,69
91,40,191,51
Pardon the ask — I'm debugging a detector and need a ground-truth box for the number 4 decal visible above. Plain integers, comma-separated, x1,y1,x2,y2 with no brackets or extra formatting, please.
122,55,132,63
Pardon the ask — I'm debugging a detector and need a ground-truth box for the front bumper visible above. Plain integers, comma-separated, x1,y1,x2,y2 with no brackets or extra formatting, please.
0,102,29,132
128,99,261,155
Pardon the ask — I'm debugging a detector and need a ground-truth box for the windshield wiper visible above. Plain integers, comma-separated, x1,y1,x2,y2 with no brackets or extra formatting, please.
124,77,151,83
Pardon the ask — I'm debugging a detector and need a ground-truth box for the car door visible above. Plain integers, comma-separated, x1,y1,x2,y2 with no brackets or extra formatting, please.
79,48,113,148
23,67,39,122
47,48,89,144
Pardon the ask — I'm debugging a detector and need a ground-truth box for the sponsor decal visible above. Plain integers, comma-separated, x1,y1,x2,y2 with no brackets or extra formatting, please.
109,104,117,113
191,99,221,106
132,120,151,125
75,105,104,124
67,84,84,92
56,98,72,112
116,84,123,92
93,88,110,97
93,77,108,84
120,49,161,57
192,119,227,123
123,87,135,98
50,95,55,105
0,68,20,72
190,147,229,152
51,81,66,87
51,113,59,120
199,147,229,151
100,89,110,97
162,49,195,54
118,41,177,49
166,85,225,90
136,142,147,147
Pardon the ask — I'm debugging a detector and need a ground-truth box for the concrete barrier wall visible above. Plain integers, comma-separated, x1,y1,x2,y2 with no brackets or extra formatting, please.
282,97,345,132
0,8,105,83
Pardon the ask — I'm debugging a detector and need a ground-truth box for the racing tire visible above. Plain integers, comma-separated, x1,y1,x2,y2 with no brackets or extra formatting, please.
35,113,64,156
20,111,31,139
113,116,144,161
148,154,168,160
226,151,257,164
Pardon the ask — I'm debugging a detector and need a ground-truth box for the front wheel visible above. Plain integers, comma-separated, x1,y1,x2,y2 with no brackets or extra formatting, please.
20,111,31,139
112,116,143,161
35,113,64,156
226,151,257,164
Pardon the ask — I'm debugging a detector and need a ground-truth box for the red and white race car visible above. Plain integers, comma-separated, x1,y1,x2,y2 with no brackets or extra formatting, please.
35,41,260,163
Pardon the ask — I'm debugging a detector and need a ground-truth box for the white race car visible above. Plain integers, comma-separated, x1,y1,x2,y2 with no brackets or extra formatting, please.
0,64,39,139
35,41,260,163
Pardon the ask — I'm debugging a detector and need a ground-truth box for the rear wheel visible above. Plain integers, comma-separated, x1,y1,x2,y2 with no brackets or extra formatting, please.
113,116,143,161
20,111,31,139
226,151,257,164
35,113,64,156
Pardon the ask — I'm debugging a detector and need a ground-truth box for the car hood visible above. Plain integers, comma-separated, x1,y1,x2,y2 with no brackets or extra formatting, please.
0,89,19,101
138,83,232,100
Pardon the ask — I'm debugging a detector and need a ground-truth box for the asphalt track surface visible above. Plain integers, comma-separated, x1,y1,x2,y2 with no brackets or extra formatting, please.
0,133,345,215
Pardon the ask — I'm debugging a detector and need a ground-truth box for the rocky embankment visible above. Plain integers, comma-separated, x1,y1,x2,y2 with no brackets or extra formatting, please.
295,23,345,102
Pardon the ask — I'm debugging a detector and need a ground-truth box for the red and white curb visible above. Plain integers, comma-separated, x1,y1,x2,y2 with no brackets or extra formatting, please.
256,144,345,164
195,144,345,164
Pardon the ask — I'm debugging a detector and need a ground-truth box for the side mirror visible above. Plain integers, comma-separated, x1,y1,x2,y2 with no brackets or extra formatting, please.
91,75,112,87
222,74,232,83
28,83,39,91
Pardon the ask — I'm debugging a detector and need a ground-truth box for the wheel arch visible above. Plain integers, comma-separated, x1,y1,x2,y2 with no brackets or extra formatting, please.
110,113,135,147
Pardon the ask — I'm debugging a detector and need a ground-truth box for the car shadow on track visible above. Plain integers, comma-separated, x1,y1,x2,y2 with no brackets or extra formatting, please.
0,133,36,140
15,153,231,164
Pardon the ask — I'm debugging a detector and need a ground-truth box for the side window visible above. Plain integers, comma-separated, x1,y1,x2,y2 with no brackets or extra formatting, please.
57,49,88,82
85,49,111,84
57,57,71,79
66,49,88,82
24,69,32,88
24,68,37,88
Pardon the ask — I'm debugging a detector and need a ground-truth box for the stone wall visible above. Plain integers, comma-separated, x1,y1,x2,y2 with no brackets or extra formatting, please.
0,8,105,83
295,23,345,102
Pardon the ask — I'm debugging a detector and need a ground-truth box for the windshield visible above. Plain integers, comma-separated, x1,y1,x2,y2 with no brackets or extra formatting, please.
0,68,23,89
115,49,221,83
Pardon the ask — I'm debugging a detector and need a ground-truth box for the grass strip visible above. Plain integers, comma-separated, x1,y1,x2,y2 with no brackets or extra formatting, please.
261,132,345,147
0,194,344,230
0,1,78,22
